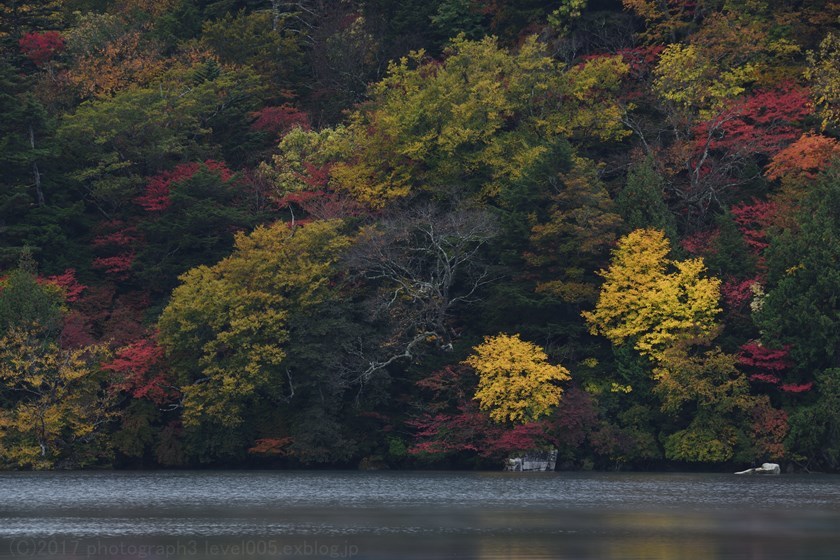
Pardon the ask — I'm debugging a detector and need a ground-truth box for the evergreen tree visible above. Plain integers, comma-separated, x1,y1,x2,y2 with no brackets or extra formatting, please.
135,162,264,298
758,164,840,375
706,209,755,279
0,250,65,337
616,156,678,243
0,62,83,272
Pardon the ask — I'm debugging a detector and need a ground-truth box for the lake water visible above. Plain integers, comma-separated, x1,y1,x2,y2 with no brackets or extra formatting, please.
1,470,839,559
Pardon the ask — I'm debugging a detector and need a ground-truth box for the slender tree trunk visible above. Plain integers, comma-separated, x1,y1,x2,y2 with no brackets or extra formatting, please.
29,125,45,207
271,0,281,31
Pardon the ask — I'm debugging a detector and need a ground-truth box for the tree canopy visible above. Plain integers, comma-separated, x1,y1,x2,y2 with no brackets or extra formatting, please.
0,0,833,471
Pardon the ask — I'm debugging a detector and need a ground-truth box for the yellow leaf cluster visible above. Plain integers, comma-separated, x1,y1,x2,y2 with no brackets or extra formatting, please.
267,126,349,196
582,228,721,360
556,56,631,143
652,344,750,416
806,33,840,130
314,35,627,207
584,234,761,462
664,424,738,463
621,0,661,23
466,333,570,424
654,43,755,117
0,328,113,469
159,220,352,429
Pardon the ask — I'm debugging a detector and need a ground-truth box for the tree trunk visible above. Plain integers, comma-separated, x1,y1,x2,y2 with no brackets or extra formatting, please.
271,0,280,30
29,125,45,207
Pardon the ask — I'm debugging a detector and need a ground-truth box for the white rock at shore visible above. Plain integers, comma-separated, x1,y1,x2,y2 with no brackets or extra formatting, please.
734,462,781,475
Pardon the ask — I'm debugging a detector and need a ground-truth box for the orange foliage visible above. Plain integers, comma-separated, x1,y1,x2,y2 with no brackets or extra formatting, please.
248,437,294,456
765,133,840,182
66,31,166,98
749,396,788,460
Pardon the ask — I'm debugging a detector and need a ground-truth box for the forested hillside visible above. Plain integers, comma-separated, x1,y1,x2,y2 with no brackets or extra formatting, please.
1,0,839,471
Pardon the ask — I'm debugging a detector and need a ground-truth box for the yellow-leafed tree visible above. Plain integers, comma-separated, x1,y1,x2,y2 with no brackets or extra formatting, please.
158,220,352,431
582,228,721,360
325,35,628,207
653,342,753,463
0,328,114,469
466,333,570,424
806,33,840,131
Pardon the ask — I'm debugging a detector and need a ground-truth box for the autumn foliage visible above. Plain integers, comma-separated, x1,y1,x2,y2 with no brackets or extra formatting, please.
19,31,65,66
765,134,840,183
693,86,811,156
583,228,721,359
466,334,570,424
103,338,175,405
250,105,311,137
0,0,835,470
135,160,233,212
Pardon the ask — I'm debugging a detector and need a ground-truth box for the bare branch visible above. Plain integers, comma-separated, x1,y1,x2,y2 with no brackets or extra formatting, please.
345,202,499,381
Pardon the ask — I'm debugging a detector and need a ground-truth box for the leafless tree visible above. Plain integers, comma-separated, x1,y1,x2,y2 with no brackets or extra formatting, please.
621,97,763,230
345,202,498,382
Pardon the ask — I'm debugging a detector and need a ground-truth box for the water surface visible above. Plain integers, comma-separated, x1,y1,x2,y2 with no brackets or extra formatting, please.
1,470,838,559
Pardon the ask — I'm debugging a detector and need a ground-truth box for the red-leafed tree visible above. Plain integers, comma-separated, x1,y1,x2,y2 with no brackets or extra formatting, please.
92,253,136,277
720,276,757,309
409,364,545,460
618,45,665,79
669,86,812,222
135,160,233,212
693,86,811,157
90,221,141,284
408,402,548,459
40,268,86,302
250,105,311,137
103,336,177,406
19,31,65,66
409,365,597,463
91,226,140,251
731,198,777,258
248,437,294,456
681,229,717,255
739,340,812,394
748,396,788,460
738,341,791,386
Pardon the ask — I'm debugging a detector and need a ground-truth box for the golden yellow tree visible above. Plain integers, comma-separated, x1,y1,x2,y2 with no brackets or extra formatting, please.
653,43,756,118
806,33,840,131
65,20,167,98
0,328,114,469
158,220,352,430
466,333,570,424
582,228,721,360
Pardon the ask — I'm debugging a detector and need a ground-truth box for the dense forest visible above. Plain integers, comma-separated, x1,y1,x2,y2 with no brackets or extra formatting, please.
1,0,839,472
